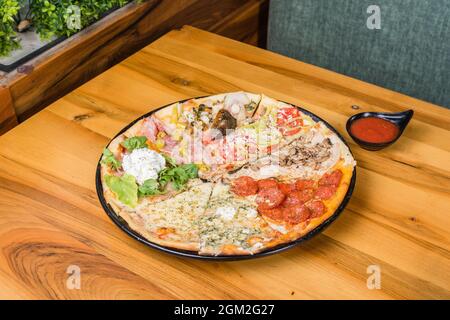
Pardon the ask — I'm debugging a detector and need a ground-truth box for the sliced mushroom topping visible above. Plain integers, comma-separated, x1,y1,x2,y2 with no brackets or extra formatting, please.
212,109,237,136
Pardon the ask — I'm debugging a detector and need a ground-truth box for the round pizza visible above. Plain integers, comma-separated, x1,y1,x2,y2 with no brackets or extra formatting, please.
99,92,356,256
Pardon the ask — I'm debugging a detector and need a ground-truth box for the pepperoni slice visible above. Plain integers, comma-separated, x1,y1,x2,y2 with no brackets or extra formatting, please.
259,207,284,220
314,185,336,200
282,193,303,207
278,182,296,195
295,179,315,190
319,170,343,187
282,189,314,207
231,176,258,196
306,201,326,218
283,204,311,224
257,178,279,190
297,188,314,202
256,187,285,210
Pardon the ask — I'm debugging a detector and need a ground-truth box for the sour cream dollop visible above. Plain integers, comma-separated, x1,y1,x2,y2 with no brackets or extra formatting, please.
122,148,165,185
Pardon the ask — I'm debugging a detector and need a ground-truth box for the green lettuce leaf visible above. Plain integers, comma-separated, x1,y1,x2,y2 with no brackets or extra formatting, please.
101,148,121,170
138,179,165,196
105,174,138,208
121,136,148,152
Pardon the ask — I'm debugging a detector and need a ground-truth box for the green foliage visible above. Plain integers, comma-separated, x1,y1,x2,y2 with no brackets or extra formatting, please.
0,0,144,57
30,0,138,39
138,179,164,196
0,0,21,57
158,163,199,190
121,136,148,152
101,147,122,170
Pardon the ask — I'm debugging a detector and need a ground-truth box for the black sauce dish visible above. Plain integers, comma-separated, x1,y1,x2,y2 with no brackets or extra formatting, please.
346,109,414,151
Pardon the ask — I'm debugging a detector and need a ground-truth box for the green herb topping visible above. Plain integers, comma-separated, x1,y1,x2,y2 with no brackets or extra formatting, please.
101,148,121,170
121,136,148,152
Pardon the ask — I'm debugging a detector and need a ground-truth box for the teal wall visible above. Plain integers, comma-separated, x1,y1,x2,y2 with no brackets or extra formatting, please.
268,0,450,108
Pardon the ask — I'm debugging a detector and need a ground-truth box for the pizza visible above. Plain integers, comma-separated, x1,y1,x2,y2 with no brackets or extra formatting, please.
99,92,356,256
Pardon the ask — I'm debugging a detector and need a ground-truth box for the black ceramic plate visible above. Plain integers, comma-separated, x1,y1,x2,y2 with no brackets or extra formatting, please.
96,97,356,260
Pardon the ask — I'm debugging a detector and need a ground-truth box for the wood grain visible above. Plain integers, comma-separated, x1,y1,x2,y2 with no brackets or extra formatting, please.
0,26,448,299
0,86,17,135
0,0,268,125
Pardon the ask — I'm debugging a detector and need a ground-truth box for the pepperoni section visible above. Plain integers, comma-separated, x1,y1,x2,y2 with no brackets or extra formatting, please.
231,170,340,224
231,176,258,196
282,193,303,207
278,182,296,195
283,205,311,224
319,170,343,187
256,187,285,210
306,201,326,218
295,179,315,190
296,189,314,203
257,178,278,190
283,189,314,207
314,185,336,200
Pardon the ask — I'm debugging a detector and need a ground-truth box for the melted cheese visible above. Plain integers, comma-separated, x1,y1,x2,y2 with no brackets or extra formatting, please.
139,183,213,242
199,183,271,255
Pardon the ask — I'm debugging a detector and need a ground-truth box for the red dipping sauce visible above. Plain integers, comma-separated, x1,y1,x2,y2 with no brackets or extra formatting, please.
350,117,399,143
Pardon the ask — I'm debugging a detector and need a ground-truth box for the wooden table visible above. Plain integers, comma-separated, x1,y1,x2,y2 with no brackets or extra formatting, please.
0,26,449,300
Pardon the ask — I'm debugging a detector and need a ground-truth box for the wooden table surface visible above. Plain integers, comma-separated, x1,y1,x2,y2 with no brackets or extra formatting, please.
0,26,449,300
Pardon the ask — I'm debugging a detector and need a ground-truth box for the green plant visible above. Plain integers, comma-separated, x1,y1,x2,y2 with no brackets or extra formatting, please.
30,0,139,39
0,0,21,57
0,0,144,57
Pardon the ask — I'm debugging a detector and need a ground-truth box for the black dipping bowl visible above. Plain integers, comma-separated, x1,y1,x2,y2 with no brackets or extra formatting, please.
346,109,414,151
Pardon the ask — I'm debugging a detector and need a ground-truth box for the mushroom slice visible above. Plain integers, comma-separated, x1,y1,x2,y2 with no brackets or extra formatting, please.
212,109,237,136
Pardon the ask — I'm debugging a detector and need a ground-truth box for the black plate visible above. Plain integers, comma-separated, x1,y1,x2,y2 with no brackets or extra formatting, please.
96,96,357,260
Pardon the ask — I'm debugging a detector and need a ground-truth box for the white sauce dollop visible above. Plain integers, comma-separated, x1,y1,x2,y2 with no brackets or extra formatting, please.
122,148,166,185
216,206,236,221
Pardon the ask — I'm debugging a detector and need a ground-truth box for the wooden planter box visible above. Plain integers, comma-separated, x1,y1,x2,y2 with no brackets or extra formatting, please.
0,0,268,134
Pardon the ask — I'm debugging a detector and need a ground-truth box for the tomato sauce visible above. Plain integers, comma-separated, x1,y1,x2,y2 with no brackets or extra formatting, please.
350,117,399,143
